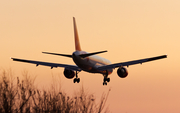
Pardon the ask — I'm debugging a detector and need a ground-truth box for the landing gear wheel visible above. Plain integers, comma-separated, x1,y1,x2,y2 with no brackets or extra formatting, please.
103,82,107,85
103,77,110,82
73,78,80,83
77,78,80,83
107,78,110,82
73,71,80,83
103,70,110,85
73,78,77,83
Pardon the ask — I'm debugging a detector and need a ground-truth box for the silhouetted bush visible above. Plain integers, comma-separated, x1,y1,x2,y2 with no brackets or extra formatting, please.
0,69,110,113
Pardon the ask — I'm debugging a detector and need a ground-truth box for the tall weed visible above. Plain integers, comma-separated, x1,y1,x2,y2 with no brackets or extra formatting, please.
0,69,110,113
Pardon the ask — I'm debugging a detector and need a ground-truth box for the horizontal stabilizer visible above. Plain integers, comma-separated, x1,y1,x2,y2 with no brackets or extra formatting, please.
42,52,72,58
79,50,107,58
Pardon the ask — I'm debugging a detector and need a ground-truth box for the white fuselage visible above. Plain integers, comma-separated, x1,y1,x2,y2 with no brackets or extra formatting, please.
72,51,113,75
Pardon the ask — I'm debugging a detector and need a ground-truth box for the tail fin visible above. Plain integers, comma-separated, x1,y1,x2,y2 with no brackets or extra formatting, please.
73,17,82,51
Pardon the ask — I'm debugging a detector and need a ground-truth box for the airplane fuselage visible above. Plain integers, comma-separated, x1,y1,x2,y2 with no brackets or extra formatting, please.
72,51,113,75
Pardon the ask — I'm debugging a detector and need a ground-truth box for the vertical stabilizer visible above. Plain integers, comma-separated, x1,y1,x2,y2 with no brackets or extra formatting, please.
73,17,82,51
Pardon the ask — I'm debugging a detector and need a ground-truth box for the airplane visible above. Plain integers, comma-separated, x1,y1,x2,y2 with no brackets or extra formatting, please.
11,17,167,85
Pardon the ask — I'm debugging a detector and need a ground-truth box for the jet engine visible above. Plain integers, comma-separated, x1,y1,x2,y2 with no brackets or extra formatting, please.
63,69,75,79
117,67,128,78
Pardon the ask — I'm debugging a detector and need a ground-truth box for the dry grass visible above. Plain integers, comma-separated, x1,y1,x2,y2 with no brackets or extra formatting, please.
0,69,110,113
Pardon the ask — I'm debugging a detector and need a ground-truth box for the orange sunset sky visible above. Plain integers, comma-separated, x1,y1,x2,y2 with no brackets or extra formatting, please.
0,0,180,112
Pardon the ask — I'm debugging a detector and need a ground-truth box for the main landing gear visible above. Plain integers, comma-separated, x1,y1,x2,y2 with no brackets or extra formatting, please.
103,71,110,85
73,71,80,83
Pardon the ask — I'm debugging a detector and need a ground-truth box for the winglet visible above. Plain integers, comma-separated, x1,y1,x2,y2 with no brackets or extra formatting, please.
73,17,82,51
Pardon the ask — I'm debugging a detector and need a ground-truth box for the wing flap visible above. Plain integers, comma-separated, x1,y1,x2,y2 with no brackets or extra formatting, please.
11,58,81,71
97,55,167,71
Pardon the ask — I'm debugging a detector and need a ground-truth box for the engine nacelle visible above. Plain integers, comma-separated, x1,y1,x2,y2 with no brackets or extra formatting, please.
117,67,128,78
63,69,75,79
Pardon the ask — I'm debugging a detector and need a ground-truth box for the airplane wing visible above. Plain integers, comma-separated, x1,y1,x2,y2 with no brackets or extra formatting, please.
97,55,167,71
11,58,81,71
